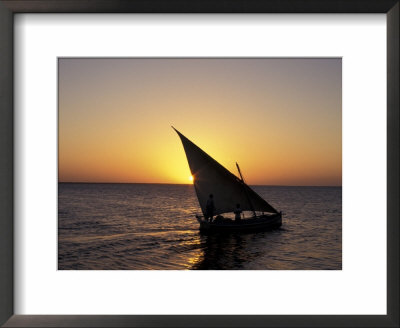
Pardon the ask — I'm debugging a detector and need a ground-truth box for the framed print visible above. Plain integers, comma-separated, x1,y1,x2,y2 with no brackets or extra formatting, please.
0,1,398,327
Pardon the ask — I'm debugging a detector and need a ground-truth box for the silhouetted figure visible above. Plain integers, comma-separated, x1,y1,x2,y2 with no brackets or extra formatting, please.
234,203,242,222
205,194,215,222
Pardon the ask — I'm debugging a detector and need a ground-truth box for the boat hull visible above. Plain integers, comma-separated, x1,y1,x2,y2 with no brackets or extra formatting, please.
196,213,282,232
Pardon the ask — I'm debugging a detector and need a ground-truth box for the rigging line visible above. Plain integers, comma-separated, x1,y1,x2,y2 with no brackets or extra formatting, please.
236,162,257,217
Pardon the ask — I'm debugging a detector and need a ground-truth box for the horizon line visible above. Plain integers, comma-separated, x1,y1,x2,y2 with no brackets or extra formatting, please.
58,181,342,187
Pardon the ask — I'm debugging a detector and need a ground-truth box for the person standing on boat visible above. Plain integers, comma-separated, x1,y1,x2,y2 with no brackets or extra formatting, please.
234,203,242,221
205,194,215,222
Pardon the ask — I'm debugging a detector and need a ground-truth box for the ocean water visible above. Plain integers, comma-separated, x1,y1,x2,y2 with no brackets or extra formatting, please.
58,183,342,270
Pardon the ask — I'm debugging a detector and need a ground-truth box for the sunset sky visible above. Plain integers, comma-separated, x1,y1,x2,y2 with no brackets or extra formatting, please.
59,58,341,186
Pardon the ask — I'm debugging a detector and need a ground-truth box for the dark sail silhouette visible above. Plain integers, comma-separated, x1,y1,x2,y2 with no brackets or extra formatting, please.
173,127,278,217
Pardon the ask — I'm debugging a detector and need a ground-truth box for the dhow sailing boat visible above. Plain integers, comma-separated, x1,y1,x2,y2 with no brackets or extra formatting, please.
173,127,282,232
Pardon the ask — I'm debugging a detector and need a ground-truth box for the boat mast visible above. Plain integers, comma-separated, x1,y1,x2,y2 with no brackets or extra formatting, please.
236,162,257,217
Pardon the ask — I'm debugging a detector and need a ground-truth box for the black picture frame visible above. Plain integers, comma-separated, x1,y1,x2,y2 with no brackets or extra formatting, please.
0,1,398,327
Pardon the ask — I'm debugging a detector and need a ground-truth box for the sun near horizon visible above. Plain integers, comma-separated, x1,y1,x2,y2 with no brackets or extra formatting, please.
58,58,342,187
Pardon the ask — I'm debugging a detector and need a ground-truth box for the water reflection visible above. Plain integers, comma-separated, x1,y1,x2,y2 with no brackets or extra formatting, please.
191,231,276,270
59,184,341,270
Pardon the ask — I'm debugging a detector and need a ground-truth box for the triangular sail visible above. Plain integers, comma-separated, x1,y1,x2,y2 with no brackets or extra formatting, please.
173,127,278,216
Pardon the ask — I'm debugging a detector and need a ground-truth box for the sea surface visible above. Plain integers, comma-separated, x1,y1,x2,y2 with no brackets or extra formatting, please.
58,183,342,270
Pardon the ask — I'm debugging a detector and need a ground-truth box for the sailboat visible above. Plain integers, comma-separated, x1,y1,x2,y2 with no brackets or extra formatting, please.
173,127,282,232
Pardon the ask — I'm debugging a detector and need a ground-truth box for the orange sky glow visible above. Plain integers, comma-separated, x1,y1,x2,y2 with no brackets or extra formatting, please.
59,58,341,186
